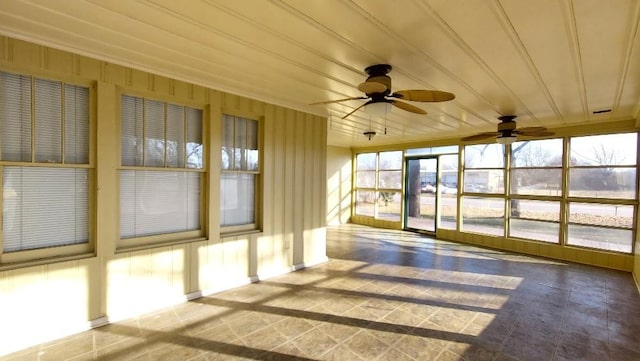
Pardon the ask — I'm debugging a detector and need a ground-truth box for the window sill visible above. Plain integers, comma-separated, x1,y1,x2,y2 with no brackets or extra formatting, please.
0,252,96,272
116,236,207,254
220,229,263,238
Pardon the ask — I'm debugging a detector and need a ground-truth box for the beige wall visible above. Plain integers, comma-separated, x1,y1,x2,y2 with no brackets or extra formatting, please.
636,206,640,291
0,37,327,355
326,146,352,225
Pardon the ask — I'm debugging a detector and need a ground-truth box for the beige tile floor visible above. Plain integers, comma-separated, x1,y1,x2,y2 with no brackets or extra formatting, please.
3,224,640,361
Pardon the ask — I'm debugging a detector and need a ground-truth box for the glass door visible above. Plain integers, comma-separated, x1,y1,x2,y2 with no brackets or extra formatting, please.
405,157,438,233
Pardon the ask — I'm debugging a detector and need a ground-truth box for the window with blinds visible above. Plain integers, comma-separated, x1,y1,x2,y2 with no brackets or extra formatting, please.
0,71,90,257
221,114,259,230
120,95,204,244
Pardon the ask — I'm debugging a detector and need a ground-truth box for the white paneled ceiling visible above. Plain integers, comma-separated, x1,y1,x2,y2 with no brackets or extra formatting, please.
1,0,639,148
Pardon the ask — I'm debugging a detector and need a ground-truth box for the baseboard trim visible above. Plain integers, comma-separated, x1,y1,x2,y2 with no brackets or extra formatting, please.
89,316,109,329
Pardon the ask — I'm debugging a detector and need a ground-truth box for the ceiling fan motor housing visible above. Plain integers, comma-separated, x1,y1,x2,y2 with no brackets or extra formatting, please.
497,115,517,135
364,64,392,96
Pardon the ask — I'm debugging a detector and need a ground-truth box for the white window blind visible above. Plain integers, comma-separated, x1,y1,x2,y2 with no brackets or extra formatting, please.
64,84,90,164
220,173,255,226
120,170,200,238
3,167,88,252
34,79,62,163
120,95,203,241
0,72,32,162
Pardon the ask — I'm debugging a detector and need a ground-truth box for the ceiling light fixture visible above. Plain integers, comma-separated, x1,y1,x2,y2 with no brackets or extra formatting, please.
363,131,376,140
365,101,391,117
496,135,516,145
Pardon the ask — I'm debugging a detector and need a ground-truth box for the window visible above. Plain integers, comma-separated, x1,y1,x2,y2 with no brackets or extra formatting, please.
439,154,459,230
354,151,402,221
120,95,203,246
462,144,505,236
354,153,377,217
464,143,505,194
566,133,637,252
221,114,259,231
377,151,402,221
508,139,563,243
1,71,91,263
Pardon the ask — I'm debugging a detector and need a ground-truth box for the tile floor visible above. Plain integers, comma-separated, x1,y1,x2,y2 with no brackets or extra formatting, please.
3,224,640,361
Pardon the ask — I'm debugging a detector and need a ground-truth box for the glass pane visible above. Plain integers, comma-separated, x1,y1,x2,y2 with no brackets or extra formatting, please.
571,133,637,166
35,78,62,163
356,170,376,188
120,170,200,238
356,153,376,171
567,224,632,253
441,154,459,193
64,84,89,164
355,190,375,217
378,170,401,189
440,194,457,230
121,95,144,166
569,202,633,228
510,199,560,221
511,138,563,167
186,107,203,169
377,191,400,221
509,200,559,243
464,144,504,169
569,168,636,199
379,151,402,170
461,196,504,236
220,173,255,226
3,167,88,252
406,145,458,155
510,219,559,243
464,169,504,194
234,117,246,170
440,155,459,230
406,158,436,231
510,169,562,196
0,72,32,162
166,104,185,168
221,114,234,170
144,99,165,167
246,118,259,171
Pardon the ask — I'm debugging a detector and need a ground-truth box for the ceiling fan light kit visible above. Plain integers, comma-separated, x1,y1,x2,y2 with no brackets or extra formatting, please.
365,101,392,117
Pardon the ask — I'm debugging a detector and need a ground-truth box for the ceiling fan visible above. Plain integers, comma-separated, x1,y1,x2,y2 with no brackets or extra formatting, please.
461,115,553,144
312,64,455,120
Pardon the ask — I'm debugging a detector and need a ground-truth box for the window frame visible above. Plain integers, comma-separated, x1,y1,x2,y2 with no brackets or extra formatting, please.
117,92,206,250
0,70,95,266
220,112,262,234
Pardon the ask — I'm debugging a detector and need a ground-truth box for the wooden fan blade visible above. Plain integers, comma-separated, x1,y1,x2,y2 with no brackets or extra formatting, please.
341,102,369,120
461,132,499,141
357,81,387,94
310,96,367,105
390,99,427,114
515,127,547,133
515,130,554,137
391,89,455,102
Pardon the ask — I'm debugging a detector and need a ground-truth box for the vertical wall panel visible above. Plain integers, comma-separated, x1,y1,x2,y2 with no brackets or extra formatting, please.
283,109,296,267
326,145,352,225
293,111,306,266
